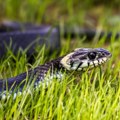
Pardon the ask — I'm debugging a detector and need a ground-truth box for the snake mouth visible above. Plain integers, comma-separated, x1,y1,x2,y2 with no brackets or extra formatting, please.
68,57,109,71
87,51,112,68
87,57,110,68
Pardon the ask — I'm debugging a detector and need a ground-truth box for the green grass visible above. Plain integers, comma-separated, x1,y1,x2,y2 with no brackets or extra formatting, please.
0,38,119,120
0,0,120,120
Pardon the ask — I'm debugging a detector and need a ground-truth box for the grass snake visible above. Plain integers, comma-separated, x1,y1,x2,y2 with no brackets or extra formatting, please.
0,48,111,99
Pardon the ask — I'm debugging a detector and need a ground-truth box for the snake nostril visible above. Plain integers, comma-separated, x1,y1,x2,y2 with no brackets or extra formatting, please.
101,52,105,56
88,52,96,60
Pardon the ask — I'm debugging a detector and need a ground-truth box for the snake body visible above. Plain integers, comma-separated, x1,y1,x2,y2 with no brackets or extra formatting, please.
0,48,111,99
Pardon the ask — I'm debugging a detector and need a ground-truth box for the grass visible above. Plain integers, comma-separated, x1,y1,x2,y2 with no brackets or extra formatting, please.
0,0,120,120
0,37,119,120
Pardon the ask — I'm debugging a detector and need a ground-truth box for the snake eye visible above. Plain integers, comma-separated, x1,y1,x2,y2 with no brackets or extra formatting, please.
88,52,96,60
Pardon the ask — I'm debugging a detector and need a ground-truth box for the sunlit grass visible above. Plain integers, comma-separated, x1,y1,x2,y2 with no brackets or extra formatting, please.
0,37,120,120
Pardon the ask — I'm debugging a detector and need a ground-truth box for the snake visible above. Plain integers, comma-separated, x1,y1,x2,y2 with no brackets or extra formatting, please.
0,48,111,99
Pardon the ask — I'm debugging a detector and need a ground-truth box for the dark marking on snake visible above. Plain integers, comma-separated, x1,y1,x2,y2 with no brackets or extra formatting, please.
76,62,83,71
87,62,90,67
97,59,100,65
92,62,96,67
70,60,74,68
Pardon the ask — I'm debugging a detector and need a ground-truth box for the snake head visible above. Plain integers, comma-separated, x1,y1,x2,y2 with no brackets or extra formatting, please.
60,48,112,71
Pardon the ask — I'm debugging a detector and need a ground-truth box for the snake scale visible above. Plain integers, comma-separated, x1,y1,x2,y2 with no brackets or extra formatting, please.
0,48,111,99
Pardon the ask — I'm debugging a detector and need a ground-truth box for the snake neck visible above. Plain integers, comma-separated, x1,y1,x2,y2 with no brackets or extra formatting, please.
46,56,65,72
0,56,65,91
